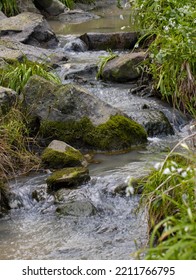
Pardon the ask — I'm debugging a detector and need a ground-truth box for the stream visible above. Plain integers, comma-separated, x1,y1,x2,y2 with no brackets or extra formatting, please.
0,2,191,260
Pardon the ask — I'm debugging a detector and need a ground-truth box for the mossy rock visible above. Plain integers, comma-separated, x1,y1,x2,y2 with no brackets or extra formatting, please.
101,52,146,82
85,115,147,150
46,166,90,192
41,140,85,169
40,115,147,151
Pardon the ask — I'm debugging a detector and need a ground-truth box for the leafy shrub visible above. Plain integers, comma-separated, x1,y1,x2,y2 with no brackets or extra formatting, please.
132,0,196,117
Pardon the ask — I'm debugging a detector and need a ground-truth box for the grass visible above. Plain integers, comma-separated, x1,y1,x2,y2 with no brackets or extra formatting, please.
131,0,196,117
60,0,75,9
96,49,118,79
60,0,95,9
0,58,61,94
0,0,96,15
0,57,62,178
0,0,19,16
136,134,196,259
0,108,40,179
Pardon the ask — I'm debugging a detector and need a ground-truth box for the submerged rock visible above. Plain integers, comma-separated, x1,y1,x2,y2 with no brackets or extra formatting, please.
0,12,58,48
101,52,146,82
22,75,147,150
56,200,97,216
41,140,86,169
50,9,99,23
46,167,90,192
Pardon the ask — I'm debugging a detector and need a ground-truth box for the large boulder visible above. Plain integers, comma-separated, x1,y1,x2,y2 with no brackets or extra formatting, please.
0,38,67,64
0,12,58,48
101,52,146,82
21,75,119,125
21,75,147,150
46,167,90,192
0,86,17,115
80,32,138,51
41,140,86,169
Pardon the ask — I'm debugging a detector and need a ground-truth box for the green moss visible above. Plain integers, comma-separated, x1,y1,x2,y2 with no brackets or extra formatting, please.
85,115,147,150
41,146,83,168
40,115,147,151
40,117,94,146
46,166,90,192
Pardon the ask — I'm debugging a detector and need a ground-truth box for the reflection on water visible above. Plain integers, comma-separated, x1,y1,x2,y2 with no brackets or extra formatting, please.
48,5,135,35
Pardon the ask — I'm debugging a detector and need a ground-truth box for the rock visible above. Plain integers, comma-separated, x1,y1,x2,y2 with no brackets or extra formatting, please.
61,63,98,82
0,11,7,20
50,9,99,23
56,200,97,216
132,110,174,137
0,38,67,64
101,52,146,82
112,179,143,196
39,115,147,151
0,179,10,214
41,140,86,169
63,38,88,52
21,75,147,150
0,86,17,115
0,12,58,48
46,167,90,192
21,75,118,125
32,185,48,202
34,0,65,16
16,0,40,13
75,0,115,11
7,192,24,209
80,32,138,50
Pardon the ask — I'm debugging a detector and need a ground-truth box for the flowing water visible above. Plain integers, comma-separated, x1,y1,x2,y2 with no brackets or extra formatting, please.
0,2,191,260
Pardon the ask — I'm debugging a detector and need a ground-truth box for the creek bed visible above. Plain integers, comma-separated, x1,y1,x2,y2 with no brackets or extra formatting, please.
0,1,191,260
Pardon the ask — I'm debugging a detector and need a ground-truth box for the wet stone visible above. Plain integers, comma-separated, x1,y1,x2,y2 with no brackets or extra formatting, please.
56,200,97,217
46,167,90,192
